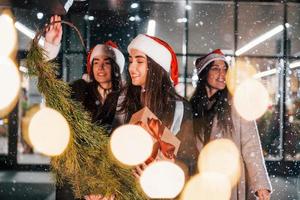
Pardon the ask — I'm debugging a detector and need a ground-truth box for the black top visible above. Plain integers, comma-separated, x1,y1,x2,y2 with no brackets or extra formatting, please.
70,79,119,133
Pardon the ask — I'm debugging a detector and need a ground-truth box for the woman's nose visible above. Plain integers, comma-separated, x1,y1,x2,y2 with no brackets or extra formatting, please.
98,64,105,70
220,69,226,77
129,63,136,72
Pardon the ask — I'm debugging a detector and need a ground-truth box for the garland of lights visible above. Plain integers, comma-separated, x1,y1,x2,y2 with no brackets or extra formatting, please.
26,21,147,199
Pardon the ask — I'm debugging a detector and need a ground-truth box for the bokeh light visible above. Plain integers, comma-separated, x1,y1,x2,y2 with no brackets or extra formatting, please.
0,12,17,56
233,78,269,121
0,57,21,117
226,59,257,95
198,139,241,187
110,124,153,166
140,161,185,199
28,107,70,156
181,172,231,200
22,104,41,147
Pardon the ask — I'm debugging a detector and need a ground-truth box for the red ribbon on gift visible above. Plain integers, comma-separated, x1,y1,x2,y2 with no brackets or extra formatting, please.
136,118,175,164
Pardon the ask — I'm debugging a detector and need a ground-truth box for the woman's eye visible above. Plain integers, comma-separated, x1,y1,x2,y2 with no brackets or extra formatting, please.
137,60,144,64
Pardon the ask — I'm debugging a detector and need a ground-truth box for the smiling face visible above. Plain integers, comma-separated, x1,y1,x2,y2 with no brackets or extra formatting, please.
92,55,112,84
128,49,148,88
206,60,228,92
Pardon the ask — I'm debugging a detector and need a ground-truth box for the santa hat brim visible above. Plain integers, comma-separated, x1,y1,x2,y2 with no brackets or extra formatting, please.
196,53,229,75
127,34,171,73
90,44,125,73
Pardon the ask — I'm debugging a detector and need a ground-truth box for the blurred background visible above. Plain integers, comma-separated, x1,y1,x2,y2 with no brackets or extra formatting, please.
0,0,299,199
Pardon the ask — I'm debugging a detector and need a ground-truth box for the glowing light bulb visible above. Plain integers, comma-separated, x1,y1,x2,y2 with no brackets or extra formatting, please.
0,57,20,117
226,60,257,95
0,13,17,56
110,124,153,166
140,161,185,199
233,79,269,121
28,107,70,156
22,104,41,147
182,172,231,200
198,139,241,187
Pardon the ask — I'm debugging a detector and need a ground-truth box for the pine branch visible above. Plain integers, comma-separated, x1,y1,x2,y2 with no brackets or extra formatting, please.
26,41,147,199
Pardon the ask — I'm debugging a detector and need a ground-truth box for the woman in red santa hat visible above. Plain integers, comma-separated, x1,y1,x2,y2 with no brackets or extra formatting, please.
44,15,124,200
190,49,272,200
113,34,199,177
44,15,125,130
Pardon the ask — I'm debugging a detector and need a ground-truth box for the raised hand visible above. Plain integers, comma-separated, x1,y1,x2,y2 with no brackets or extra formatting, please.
45,15,62,45
257,189,270,200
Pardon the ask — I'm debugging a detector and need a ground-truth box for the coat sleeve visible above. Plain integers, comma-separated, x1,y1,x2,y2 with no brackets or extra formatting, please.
43,41,61,61
240,117,272,194
69,79,89,104
175,102,199,176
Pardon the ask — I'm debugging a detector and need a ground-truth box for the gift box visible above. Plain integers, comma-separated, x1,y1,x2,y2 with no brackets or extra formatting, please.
129,107,181,164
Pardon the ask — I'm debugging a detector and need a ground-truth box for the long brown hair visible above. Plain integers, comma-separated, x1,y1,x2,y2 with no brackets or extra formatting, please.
190,61,233,144
119,56,183,128
89,58,122,123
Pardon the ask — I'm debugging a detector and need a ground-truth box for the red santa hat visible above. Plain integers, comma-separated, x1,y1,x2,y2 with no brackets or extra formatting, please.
195,49,229,75
86,40,125,76
127,34,179,86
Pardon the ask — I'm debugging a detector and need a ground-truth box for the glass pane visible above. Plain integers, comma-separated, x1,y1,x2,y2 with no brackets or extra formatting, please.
287,3,300,57
285,60,300,160
237,2,284,56
187,56,199,98
17,59,50,164
188,2,234,54
236,57,281,160
13,8,48,51
138,2,185,54
63,53,85,82
0,117,9,155
176,56,186,97
89,8,134,51
67,13,87,52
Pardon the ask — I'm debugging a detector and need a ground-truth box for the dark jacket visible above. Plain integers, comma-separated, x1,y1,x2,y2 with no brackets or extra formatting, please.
70,79,119,132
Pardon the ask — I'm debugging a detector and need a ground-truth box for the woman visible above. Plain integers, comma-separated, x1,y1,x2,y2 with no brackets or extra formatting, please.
44,15,124,200
44,16,124,130
190,49,272,200
114,34,198,176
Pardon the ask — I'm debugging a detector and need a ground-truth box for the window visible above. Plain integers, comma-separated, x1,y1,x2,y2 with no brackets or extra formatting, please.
188,2,234,54
237,2,284,56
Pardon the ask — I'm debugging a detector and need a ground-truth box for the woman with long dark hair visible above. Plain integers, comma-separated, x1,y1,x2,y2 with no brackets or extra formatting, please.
114,34,198,176
45,16,124,130
190,49,272,200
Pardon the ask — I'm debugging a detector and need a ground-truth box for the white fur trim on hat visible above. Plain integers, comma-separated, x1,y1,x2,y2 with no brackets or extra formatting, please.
195,53,229,75
90,44,125,73
127,34,171,72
